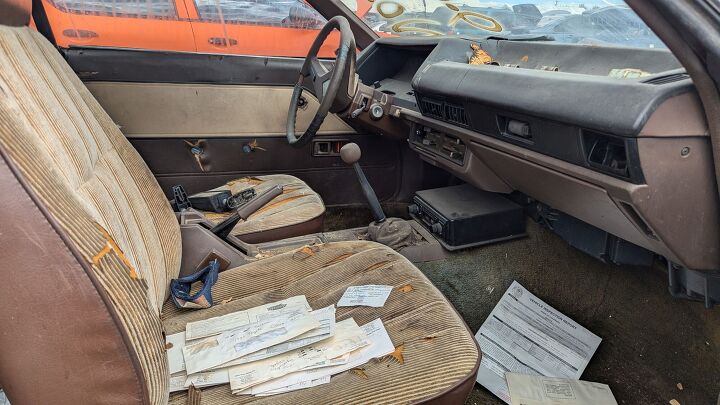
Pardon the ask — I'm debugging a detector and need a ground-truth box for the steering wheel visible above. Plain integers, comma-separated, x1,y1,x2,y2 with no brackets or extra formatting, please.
287,16,357,147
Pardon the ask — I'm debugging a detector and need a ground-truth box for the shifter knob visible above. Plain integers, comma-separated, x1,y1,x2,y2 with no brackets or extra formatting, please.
340,142,386,224
340,143,361,165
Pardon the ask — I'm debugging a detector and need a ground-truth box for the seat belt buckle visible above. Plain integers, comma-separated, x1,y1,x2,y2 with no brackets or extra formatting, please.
171,185,192,211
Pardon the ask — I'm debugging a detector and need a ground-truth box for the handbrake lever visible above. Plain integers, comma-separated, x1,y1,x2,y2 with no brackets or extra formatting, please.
210,185,283,240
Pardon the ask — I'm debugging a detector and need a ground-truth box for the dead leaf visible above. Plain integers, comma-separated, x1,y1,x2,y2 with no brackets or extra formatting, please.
220,297,234,305
669,400,681,405
351,368,368,379
421,335,437,341
384,344,405,364
676,383,683,391
165,342,174,350
469,43,493,65
521,55,529,63
397,284,414,293
293,245,319,260
365,260,391,271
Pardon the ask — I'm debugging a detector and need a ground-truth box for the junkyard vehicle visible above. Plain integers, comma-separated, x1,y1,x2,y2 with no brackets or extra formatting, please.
0,0,719,404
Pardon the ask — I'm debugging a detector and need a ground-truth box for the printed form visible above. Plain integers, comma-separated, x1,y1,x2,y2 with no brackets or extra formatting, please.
475,281,602,404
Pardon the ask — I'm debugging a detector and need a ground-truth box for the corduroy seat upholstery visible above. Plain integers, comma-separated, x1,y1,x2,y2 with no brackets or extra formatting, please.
201,174,325,244
0,21,480,405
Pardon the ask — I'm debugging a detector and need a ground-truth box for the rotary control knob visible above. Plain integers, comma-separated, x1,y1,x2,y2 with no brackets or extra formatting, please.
431,222,443,234
369,103,384,121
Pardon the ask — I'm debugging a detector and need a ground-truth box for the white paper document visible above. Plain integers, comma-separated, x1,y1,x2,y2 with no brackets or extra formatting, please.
166,331,187,374
475,281,602,404
337,285,392,307
169,373,188,393
240,318,395,395
183,306,337,389
229,318,370,393
184,295,312,341
183,311,320,374
506,373,618,405
255,375,331,396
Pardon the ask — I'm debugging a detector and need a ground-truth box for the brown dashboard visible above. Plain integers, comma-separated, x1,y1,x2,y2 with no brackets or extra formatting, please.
346,37,720,272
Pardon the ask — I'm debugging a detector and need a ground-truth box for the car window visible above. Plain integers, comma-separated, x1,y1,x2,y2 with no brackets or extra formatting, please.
346,0,666,49
40,0,338,57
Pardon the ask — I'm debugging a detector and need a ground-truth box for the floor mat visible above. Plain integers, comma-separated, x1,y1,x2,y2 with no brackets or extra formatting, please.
416,220,720,405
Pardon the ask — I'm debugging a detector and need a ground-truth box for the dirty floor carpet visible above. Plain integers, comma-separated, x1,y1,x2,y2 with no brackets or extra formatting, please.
416,220,720,405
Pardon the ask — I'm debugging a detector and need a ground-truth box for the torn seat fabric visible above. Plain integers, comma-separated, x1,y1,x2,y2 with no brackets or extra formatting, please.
201,174,325,243
0,22,480,405
162,241,480,404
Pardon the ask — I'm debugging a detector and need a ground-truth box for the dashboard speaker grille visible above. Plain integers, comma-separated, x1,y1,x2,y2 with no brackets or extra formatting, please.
642,73,690,85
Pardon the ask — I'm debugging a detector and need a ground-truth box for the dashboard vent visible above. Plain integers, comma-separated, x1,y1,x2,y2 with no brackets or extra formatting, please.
418,96,469,126
418,97,444,120
643,73,690,85
445,103,469,126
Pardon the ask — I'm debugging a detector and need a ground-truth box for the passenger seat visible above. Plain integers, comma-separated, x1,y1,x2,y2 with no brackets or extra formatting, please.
0,7,480,404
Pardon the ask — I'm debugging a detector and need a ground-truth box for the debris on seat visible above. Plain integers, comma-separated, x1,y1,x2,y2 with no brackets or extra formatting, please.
506,373,618,405
337,285,393,307
165,296,395,396
475,281,602,403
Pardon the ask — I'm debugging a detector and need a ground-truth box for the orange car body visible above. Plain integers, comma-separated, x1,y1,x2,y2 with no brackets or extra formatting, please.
40,0,379,58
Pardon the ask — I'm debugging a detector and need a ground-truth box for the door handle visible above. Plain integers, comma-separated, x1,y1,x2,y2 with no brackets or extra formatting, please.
208,37,237,47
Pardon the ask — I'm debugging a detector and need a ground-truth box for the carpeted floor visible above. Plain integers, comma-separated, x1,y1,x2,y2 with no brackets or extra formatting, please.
416,219,720,405
323,206,720,404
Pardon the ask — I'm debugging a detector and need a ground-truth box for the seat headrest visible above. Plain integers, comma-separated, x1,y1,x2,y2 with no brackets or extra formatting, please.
1,0,32,26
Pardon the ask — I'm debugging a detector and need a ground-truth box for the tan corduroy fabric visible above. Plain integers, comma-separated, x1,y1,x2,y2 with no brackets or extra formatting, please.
163,241,480,405
203,174,325,238
0,26,181,314
0,26,171,403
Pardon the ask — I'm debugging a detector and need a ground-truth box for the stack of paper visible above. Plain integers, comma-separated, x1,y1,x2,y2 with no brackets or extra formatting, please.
166,295,395,397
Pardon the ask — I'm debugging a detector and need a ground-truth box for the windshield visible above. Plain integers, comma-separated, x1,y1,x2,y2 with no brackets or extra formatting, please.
345,0,665,49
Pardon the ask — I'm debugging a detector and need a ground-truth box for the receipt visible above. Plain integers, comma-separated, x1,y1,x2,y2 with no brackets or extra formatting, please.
183,311,320,374
184,306,337,389
185,296,311,341
169,373,187,393
506,373,618,405
337,285,392,307
255,376,331,396
238,318,394,395
229,318,370,393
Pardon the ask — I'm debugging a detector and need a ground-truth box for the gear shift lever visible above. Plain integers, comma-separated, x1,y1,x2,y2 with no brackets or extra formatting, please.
340,143,386,224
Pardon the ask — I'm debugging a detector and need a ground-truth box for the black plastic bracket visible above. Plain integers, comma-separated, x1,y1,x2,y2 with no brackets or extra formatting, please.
668,262,720,308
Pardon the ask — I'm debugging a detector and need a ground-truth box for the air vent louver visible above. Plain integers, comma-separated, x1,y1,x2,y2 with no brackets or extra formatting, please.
643,73,690,85
444,103,468,126
418,96,469,127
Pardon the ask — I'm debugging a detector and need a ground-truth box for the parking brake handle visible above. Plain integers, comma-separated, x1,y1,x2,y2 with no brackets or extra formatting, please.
340,143,386,224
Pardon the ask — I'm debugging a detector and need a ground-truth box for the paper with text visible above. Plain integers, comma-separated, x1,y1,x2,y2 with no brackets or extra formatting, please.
185,296,311,341
337,285,392,307
475,281,602,404
255,376,331,396
229,318,369,393
506,373,618,405
240,318,394,395
183,311,320,374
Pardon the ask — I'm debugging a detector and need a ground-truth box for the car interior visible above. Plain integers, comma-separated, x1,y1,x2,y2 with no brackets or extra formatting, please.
0,0,719,404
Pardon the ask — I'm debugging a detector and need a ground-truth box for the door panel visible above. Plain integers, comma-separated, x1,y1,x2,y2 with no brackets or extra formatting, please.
85,82,403,207
129,135,401,206
86,82,353,137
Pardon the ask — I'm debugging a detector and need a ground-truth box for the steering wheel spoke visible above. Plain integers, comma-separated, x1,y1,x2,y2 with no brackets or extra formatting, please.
286,16,356,148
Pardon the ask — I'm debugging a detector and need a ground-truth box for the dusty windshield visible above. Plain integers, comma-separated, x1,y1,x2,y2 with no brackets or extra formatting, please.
347,1,665,49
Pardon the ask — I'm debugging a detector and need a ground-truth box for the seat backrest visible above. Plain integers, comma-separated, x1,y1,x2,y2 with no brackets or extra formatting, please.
0,19,178,405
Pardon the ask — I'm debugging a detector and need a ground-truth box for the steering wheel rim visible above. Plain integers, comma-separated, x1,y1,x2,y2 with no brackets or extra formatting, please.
286,16,356,148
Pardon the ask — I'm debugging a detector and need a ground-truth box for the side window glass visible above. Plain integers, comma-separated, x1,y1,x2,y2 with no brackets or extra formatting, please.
189,0,338,58
41,0,196,51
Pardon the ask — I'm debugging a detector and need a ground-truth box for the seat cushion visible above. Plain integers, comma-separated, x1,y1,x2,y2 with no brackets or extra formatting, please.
202,174,325,243
162,241,480,404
